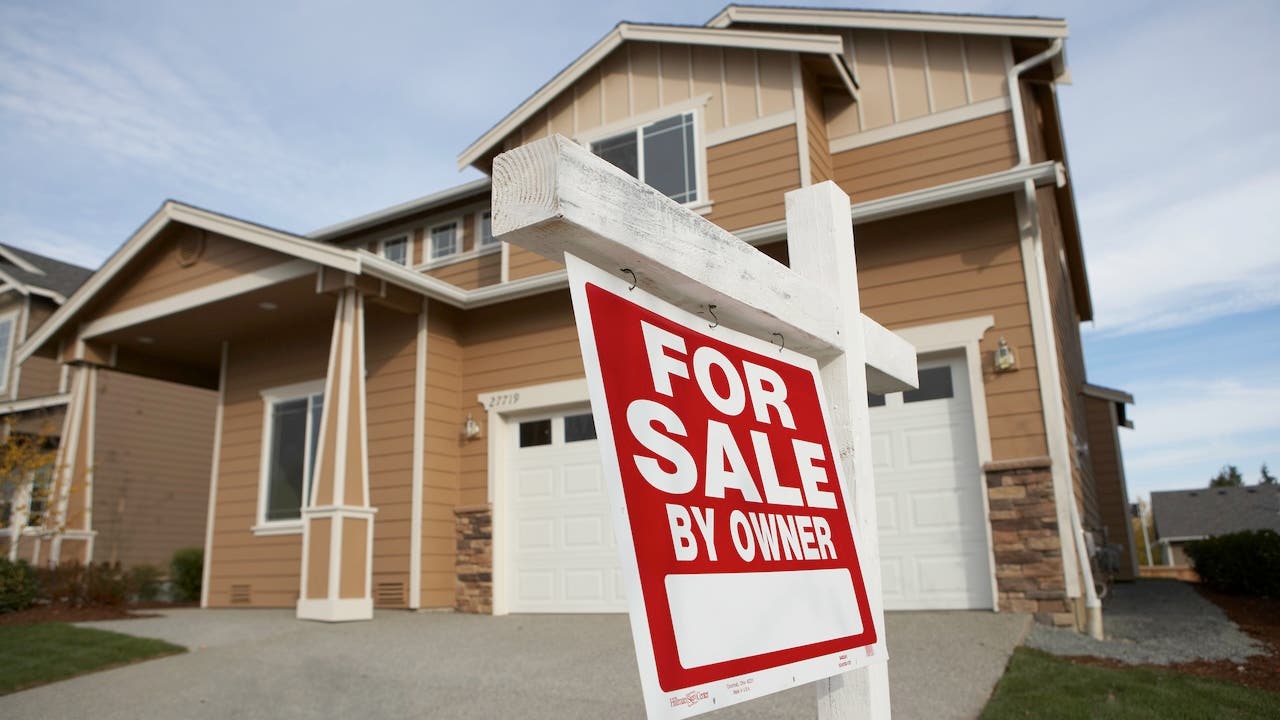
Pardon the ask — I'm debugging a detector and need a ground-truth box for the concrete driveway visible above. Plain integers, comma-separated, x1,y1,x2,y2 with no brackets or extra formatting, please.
1,609,1027,719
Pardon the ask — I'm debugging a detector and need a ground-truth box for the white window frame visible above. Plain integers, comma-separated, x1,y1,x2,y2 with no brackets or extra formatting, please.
378,234,411,266
0,310,19,394
476,209,499,250
427,219,463,261
253,379,326,536
577,100,711,215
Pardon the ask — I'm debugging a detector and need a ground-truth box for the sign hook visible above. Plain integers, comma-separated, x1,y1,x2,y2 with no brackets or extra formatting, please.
771,332,785,353
705,304,719,329
620,268,637,291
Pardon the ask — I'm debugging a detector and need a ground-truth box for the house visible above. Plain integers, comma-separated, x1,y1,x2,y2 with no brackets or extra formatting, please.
17,5,1135,629
1150,485,1280,567
0,245,217,570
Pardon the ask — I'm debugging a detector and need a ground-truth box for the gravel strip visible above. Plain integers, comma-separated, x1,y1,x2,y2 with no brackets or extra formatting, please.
1025,579,1269,665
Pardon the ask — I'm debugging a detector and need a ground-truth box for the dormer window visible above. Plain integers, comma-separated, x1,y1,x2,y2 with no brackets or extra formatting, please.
429,222,459,260
590,112,699,205
380,235,409,266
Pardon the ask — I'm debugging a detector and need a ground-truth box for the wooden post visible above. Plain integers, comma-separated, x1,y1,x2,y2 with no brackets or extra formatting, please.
787,182,893,719
494,135,916,718
297,283,377,622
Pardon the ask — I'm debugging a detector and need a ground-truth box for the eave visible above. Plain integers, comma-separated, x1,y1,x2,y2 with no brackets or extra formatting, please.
706,5,1069,39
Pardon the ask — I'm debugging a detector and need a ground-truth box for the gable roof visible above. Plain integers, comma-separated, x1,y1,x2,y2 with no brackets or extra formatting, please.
705,5,1069,38
1151,485,1280,540
0,244,93,302
456,23,846,170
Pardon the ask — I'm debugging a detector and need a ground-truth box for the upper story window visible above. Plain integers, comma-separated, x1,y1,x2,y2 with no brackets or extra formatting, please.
590,112,699,204
380,235,409,266
429,222,459,260
257,381,324,530
477,211,498,249
380,236,408,266
0,311,16,394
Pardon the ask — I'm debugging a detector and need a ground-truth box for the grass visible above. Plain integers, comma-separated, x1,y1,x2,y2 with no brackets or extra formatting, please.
981,648,1278,720
0,622,184,695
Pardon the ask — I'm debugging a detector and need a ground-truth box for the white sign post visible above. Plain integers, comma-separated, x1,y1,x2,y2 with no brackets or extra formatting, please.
492,135,917,720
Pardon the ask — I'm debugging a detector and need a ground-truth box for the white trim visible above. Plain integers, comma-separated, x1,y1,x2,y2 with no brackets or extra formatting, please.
884,30,899,123
10,299,30,400
475,209,499,252
200,341,228,608
409,299,427,609
829,96,1012,154
1081,383,1133,405
849,160,1060,223
574,94,711,146
254,378,325,535
0,393,66,417
579,107,708,209
82,366,97,563
377,233,412,267
414,244,500,273
704,108,796,147
0,309,19,395
296,597,373,622
0,246,44,274
792,55,812,187
456,24,843,169
1016,181,1080,598
705,6,1070,39
80,259,314,339
308,178,491,240
479,378,591,616
426,218,464,262
894,315,1000,610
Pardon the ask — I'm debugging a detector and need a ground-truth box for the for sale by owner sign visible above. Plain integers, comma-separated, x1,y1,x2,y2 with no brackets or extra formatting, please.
567,255,888,719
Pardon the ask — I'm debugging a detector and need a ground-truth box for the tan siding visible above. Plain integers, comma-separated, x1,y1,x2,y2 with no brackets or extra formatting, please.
508,246,562,281
16,297,64,399
601,49,630,124
757,51,793,116
855,196,1047,461
630,43,661,116
659,45,692,105
964,35,1009,101
425,252,502,290
691,45,725,132
804,72,832,184
705,124,801,231
1085,396,1136,579
207,318,331,607
831,112,1017,202
93,227,289,317
457,292,583,508
91,371,217,569
723,48,757,127
422,303,462,607
888,32,930,120
925,34,968,111
852,31,894,130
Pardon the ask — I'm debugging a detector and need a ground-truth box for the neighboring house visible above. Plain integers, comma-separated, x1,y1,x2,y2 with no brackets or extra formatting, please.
0,245,217,570
19,6,1134,629
1150,485,1280,567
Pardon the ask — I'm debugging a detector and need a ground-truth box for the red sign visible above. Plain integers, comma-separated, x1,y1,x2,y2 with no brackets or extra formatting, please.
567,257,886,719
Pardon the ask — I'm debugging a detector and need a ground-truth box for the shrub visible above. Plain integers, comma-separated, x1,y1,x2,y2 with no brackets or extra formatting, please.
1184,529,1280,597
34,562,128,608
125,564,163,603
0,557,38,613
170,548,202,603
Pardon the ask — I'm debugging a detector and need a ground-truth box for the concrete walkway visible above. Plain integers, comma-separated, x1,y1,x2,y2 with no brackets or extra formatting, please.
1,609,1028,719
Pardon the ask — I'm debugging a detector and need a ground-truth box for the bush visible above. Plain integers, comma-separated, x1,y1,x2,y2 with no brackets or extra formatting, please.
124,564,163,603
170,548,202,603
1184,529,1280,597
35,562,127,608
0,557,38,613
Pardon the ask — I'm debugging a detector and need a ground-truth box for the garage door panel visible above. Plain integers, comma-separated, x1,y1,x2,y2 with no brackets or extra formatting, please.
877,496,899,535
516,518,555,551
563,514,607,549
563,462,603,496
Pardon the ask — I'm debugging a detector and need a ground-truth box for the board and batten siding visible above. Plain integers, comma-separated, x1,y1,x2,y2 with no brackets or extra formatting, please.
831,112,1017,203
15,297,64,399
92,370,217,569
803,71,832,185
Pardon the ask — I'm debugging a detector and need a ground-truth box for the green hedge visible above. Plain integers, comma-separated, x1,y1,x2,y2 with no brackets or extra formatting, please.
170,548,203,603
0,557,38,613
1184,529,1280,597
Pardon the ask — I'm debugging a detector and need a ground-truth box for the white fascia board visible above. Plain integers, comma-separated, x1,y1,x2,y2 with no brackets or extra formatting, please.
307,177,492,241
0,246,45,275
18,201,361,365
707,6,1069,39
0,267,29,297
1081,383,1134,405
0,393,71,416
456,24,844,170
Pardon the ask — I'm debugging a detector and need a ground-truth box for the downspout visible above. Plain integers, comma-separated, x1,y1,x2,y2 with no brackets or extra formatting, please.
1007,38,1103,634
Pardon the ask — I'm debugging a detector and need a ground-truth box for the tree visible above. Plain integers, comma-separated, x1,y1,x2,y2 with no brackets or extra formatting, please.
1209,464,1244,488
0,421,59,561
1261,463,1277,485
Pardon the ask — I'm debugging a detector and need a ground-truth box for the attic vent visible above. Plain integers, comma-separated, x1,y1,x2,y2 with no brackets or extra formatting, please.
176,230,206,267
375,582,405,607
229,584,252,604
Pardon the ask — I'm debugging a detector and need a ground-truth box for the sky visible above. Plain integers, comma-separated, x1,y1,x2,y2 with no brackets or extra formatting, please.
1,0,1277,502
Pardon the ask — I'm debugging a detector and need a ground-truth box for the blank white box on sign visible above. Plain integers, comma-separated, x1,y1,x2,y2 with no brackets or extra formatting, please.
664,569,864,669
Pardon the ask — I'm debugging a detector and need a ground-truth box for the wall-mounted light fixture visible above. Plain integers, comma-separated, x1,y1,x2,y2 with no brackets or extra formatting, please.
463,413,482,441
994,336,1017,372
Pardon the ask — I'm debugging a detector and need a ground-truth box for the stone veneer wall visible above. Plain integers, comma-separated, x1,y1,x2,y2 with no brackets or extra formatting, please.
455,505,493,614
984,457,1075,627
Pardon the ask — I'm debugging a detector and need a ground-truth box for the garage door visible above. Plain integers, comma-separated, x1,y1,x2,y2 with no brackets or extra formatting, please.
871,356,993,610
507,408,627,612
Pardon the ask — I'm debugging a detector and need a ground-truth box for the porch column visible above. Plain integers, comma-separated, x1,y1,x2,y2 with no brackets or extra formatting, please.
46,364,98,565
297,285,377,622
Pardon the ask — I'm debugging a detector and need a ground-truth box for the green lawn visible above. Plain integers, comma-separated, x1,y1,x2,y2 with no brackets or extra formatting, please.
982,648,1278,720
0,623,184,695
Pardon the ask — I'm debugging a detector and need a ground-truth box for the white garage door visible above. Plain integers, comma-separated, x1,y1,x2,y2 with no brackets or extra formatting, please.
507,408,627,613
871,356,993,610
